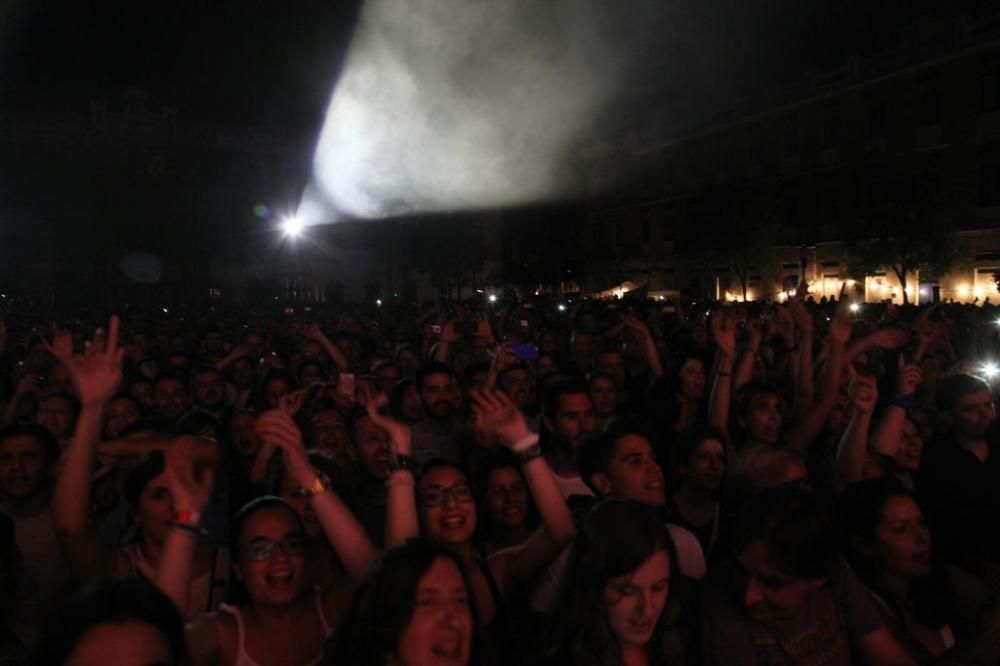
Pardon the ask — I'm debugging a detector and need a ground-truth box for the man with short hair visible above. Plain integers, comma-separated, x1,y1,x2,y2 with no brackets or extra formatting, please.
153,372,190,422
541,378,598,498
410,361,463,464
35,392,78,444
918,373,1000,574
0,424,69,628
700,486,915,665
189,365,226,420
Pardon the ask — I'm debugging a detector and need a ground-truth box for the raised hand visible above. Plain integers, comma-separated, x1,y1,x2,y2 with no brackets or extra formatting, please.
870,326,908,350
895,356,924,397
66,316,124,408
468,387,532,447
303,323,328,343
44,323,74,364
254,410,316,486
847,368,878,415
790,300,813,339
279,388,310,416
164,438,216,514
830,303,853,346
365,393,412,458
711,310,737,357
475,314,493,340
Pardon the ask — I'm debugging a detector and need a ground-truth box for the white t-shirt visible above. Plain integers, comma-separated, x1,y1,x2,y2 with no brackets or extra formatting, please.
551,473,595,500
531,521,706,612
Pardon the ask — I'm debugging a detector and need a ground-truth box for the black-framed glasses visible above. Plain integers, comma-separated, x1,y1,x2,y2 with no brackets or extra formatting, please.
242,535,305,561
419,484,474,507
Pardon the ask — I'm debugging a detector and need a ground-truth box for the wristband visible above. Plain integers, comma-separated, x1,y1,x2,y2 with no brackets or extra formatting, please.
168,520,207,537
172,510,201,527
514,443,544,465
508,433,540,453
304,476,330,498
889,394,918,413
387,454,417,475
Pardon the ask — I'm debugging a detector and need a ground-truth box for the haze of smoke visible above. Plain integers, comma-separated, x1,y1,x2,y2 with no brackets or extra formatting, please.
307,0,634,221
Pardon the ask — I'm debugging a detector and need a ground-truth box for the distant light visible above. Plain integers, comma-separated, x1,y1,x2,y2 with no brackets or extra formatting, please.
995,319,1000,327
975,287,985,299
162,307,169,314
476,289,484,294
958,284,970,297
983,362,999,378
488,294,497,303
282,215,304,237
376,299,382,306
558,304,566,311
849,303,860,313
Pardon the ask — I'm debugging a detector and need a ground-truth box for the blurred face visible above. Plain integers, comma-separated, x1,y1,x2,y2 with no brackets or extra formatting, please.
596,351,627,391
419,466,476,544
604,550,671,649
402,384,425,422
549,392,597,449
231,359,254,389
872,495,932,579
230,412,259,457
394,557,473,666
204,331,223,351
377,364,403,394
684,439,725,493
420,373,460,421
131,381,154,409
36,395,75,439
827,393,853,436
0,435,50,500
351,414,391,479
573,333,596,365
952,390,995,440
537,355,558,379
485,466,528,529
279,470,323,539
192,370,224,410
499,368,531,410
736,539,823,621
137,473,174,544
398,349,419,377
744,393,782,444
678,358,705,400
49,363,73,394
265,377,292,410
65,621,174,666
894,419,924,473
106,397,140,439
154,378,189,420
311,409,349,461
594,434,665,506
299,364,324,388
237,507,306,607
590,376,617,417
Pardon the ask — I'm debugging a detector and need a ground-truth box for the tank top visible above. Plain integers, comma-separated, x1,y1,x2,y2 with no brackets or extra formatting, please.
218,588,334,666
122,543,230,619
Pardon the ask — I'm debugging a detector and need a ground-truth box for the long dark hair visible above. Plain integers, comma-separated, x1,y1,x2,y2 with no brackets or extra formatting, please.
330,538,494,665
31,577,189,665
840,478,955,629
546,499,689,666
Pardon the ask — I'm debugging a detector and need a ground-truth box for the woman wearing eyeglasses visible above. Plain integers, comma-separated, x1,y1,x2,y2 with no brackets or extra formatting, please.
156,410,377,666
370,388,575,654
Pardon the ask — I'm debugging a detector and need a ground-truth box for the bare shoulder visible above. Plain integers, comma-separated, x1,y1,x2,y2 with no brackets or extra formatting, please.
186,610,236,666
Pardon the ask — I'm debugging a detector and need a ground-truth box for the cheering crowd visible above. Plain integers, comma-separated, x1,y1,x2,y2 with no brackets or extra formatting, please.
2,290,1000,665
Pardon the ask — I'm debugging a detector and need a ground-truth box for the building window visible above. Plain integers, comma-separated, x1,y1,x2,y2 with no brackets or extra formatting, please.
918,90,942,127
208,287,222,299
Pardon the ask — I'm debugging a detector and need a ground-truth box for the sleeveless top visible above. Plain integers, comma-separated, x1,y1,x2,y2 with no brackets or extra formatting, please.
122,543,230,619
218,587,334,666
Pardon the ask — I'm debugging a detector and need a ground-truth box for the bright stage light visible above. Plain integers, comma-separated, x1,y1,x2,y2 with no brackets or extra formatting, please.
982,362,999,378
282,216,304,237
488,294,497,303
849,303,860,313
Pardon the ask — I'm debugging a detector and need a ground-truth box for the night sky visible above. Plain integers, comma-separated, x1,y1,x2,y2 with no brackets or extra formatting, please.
2,0,995,132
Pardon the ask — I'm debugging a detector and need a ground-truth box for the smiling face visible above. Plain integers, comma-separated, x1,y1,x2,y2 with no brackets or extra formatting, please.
394,557,473,666
603,550,671,649
593,434,665,507
590,376,618,417
894,419,924,473
418,466,476,545
684,438,725,493
743,393,782,444
236,507,307,607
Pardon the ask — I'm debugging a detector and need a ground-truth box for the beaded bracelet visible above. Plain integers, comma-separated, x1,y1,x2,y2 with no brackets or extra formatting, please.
515,443,544,465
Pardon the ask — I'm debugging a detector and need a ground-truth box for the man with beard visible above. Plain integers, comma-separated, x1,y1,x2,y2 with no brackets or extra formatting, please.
918,373,1000,577
410,361,463,465
152,371,190,423
189,365,227,421
0,423,69,631
541,378,598,498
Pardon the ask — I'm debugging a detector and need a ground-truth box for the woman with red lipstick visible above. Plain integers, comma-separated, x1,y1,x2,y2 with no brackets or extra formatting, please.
841,478,997,663
533,499,691,666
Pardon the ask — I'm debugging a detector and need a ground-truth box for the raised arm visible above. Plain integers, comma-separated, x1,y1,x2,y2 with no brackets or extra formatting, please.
214,342,255,370
366,396,419,547
734,317,764,389
834,370,877,490
623,313,664,379
708,311,737,442
156,438,216,613
51,316,124,580
470,388,575,590
790,299,815,416
870,358,923,459
303,323,350,373
255,410,377,581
